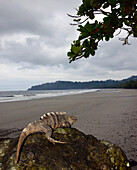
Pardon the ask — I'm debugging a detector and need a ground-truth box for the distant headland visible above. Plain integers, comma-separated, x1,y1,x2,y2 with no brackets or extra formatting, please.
28,75,137,90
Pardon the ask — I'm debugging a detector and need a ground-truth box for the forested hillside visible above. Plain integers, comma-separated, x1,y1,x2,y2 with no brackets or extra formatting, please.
28,76,137,90
120,80,137,89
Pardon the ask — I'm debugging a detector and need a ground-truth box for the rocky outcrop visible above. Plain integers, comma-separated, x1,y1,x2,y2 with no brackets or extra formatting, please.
0,128,131,169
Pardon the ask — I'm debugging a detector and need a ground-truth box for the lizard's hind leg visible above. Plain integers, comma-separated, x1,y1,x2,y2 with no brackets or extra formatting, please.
40,124,66,144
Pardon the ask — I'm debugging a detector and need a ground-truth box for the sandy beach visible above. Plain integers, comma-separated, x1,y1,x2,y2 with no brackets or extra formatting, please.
0,89,137,161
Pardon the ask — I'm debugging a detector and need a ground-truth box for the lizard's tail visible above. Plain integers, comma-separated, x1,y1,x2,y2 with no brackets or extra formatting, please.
15,124,35,164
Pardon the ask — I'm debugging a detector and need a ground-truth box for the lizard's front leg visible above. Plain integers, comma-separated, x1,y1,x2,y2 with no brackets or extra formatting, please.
40,124,66,144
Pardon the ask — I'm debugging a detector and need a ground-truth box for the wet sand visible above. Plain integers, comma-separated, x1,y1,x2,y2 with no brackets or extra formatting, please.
0,89,137,161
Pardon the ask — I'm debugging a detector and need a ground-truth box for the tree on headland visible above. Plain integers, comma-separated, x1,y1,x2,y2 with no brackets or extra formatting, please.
121,80,137,88
67,0,137,62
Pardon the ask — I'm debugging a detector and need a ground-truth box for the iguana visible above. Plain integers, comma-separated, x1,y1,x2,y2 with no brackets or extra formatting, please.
15,112,77,163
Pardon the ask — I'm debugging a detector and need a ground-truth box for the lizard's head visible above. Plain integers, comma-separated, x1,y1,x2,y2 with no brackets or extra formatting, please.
68,115,77,125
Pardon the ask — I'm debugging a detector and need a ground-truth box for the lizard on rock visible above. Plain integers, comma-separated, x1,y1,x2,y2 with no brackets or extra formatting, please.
15,112,77,163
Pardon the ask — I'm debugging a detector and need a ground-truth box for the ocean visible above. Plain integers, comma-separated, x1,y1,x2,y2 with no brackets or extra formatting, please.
0,89,100,103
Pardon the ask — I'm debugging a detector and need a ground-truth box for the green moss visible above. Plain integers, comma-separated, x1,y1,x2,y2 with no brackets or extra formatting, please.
38,167,47,170
110,157,115,164
10,167,17,170
63,127,72,133
0,147,5,157
54,128,67,134
66,145,74,152
4,139,10,144
0,148,3,154
126,162,130,167
101,141,113,146
0,128,131,169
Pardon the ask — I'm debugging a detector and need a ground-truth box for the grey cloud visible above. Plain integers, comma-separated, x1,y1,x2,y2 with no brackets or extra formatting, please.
92,38,137,71
0,38,66,67
0,0,80,36
0,1,40,35
0,0,80,68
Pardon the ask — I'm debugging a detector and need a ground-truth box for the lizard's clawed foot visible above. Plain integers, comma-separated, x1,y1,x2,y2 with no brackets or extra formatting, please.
52,139,66,145
47,136,66,145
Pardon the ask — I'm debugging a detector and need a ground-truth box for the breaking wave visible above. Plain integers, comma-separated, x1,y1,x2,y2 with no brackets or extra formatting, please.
0,89,100,103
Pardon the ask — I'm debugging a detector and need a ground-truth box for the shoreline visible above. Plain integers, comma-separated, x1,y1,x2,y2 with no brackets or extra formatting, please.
0,88,121,129
0,89,100,103
0,89,137,160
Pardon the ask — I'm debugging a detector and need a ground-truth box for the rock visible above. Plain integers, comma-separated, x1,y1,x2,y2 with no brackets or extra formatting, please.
0,128,131,170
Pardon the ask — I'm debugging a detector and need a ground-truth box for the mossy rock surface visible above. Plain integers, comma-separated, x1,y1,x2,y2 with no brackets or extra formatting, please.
0,128,131,170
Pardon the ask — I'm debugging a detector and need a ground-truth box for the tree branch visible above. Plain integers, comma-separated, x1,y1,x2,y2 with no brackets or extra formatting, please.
67,13,81,18
70,18,89,26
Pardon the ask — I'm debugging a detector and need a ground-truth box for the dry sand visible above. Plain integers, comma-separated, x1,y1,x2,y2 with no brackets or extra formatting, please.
0,89,137,160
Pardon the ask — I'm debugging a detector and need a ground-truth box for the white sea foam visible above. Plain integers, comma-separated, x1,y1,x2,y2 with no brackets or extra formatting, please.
0,89,100,103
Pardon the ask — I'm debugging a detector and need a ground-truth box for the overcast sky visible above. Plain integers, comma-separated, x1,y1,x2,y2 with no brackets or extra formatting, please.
0,0,137,91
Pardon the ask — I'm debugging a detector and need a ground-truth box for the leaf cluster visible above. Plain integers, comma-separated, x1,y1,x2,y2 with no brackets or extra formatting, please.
68,0,137,62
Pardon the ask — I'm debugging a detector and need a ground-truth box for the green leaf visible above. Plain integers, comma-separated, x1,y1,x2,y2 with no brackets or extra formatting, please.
108,0,116,5
76,40,80,45
85,22,94,32
79,32,89,40
88,11,95,19
73,18,81,22
92,1,101,9
71,45,82,54
133,24,137,37
117,20,123,28
84,49,90,58
120,6,126,17
92,43,98,50
90,38,95,45
77,4,85,15
102,2,109,9
92,23,99,31
110,34,114,38
67,52,72,56
83,39,90,47
84,0,91,9
105,35,110,41
98,32,103,40
133,31,137,37
77,25,86,33
90,48,95,56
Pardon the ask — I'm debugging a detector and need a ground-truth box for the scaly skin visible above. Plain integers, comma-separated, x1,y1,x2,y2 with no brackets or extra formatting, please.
15,112,77,163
